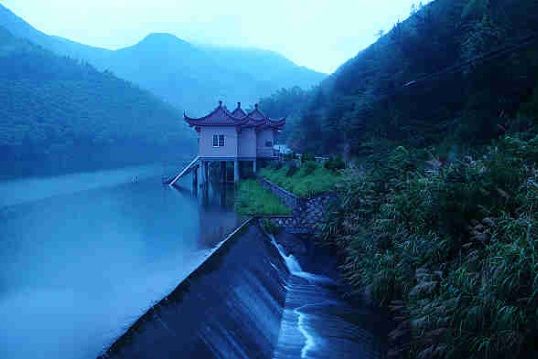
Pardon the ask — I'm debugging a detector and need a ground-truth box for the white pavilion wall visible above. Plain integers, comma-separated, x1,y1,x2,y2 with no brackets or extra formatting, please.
256,129,275,158
237,127,257,159
199,127,238,158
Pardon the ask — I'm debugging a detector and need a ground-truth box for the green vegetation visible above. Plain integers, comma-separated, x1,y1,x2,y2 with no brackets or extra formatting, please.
261,0,538,158
260,161,341,197
235,180,291,216
259,0,538,357
0,26,194,177
323,136,538,358
259,218,282,236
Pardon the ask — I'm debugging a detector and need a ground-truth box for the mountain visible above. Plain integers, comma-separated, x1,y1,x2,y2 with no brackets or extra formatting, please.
0,26,194,178
97,33,267,115
261,0,538,156
0,4,325,114
200,45,324,91
0,4,109,63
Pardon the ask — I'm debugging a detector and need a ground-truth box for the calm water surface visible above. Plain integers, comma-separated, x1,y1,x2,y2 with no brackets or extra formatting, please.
0,166,239,359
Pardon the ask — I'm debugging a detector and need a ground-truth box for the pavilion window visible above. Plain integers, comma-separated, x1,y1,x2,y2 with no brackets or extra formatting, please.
213,134,225,147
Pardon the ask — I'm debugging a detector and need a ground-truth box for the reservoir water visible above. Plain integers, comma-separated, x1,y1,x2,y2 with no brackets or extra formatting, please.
0,166,239,359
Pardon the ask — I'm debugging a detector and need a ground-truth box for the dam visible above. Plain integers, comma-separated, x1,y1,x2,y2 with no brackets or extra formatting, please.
0,165,387,358
100,220,388,358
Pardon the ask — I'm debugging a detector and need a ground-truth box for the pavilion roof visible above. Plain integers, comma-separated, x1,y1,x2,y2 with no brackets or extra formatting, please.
184,101,248,127
184,101,286,130
243,104,286,129
231,102,248,118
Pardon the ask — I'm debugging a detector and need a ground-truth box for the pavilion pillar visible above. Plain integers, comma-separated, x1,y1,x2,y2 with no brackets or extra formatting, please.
220,161,227,183
252,159,257,174
192,163,199,189
201,160,208,185
233,159,240,183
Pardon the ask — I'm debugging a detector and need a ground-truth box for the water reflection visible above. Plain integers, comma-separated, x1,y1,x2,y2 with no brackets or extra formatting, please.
0,166,239,359
172,173,242,248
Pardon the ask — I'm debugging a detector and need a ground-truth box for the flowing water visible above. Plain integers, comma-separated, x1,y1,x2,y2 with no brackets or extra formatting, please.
0,165,387,359
102,225,387,359
271,238,386,358
0,165,240,359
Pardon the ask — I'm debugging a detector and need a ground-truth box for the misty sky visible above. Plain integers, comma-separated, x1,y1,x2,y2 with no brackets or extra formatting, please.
2,0,429,73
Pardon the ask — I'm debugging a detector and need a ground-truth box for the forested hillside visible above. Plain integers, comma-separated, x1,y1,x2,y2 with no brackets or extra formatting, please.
0,27,193,178
0,4,325,114
267,0,538,157
261,0,538,357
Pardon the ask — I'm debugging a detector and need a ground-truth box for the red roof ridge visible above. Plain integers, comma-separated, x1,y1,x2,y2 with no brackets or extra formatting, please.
184,101,285,130
231,101,248,118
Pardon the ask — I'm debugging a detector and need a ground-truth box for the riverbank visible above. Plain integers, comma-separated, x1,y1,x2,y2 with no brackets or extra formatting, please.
234,160,342,217
319,141,538,357
259,161,342,198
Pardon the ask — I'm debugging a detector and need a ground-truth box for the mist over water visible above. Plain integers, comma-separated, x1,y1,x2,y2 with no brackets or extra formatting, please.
0,166,239,359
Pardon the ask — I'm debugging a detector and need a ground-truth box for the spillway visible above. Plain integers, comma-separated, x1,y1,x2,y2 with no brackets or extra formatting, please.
99,223,387,358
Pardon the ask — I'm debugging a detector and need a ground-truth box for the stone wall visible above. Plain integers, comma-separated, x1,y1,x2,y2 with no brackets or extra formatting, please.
258,177,336,234
258,177,300,209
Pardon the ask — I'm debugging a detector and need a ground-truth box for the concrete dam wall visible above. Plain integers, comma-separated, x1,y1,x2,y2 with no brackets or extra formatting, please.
99,222,387,358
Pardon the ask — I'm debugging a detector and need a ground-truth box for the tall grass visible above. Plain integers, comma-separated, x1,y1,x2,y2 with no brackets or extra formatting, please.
321,138,538,358
235,179,291,216
260,162,341,197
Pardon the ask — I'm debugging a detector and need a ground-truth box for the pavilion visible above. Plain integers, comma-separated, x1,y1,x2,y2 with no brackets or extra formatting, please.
168,101,285,186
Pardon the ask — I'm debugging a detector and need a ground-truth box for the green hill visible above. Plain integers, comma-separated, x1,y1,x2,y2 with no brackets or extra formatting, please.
0,27,193,178
265,0,538,157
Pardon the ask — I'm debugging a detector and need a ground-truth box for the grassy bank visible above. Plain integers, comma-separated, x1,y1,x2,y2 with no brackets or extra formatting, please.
322,138,538,358
260,161,341,197
235,179,291,216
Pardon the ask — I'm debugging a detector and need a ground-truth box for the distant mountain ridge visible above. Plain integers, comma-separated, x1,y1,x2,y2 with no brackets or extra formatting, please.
0,4,325,114
0,25,194,178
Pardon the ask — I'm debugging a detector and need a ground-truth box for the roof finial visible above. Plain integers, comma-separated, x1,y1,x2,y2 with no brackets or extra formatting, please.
237,101,241,108
218,100,223,107
255,103,259,110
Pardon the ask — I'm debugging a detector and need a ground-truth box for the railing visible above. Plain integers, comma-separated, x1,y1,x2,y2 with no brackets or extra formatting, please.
167,156,200,186
257,148,277,158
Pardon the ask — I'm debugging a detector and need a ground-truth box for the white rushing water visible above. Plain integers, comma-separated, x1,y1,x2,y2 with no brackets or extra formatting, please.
270,235,381,359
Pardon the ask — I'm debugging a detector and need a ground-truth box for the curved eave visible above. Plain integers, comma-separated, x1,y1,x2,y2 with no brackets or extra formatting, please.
183,105,222,122
253,118,286,131
269,118,286,127
182,105,286,130
184,114,249,127
239,118,264,128
185,120,249,127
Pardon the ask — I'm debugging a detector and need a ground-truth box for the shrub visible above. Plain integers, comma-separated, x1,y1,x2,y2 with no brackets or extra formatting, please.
321,137,538,358
324,156,346,171
260,218,282,235
285,162,298,177
268,161,283,170
302,161,318,176
282,151,295,161
301,153,315,163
